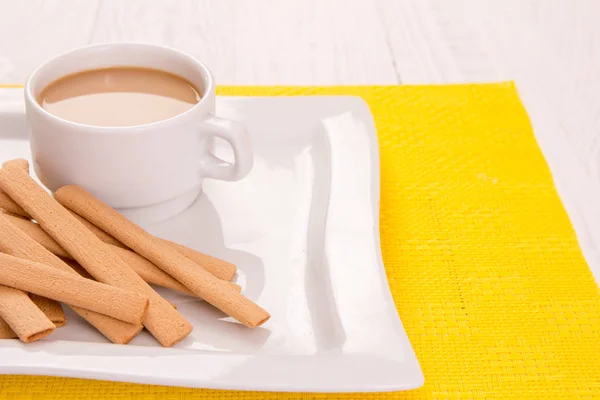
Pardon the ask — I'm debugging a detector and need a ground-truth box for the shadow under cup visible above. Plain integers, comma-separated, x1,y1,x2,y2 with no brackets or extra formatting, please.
24,43,219,224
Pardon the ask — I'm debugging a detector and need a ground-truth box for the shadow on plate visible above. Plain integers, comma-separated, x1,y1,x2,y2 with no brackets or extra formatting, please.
150,192,266,302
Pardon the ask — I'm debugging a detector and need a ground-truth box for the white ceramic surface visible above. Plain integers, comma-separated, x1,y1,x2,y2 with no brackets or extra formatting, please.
0,89,424,392
25,43,253,222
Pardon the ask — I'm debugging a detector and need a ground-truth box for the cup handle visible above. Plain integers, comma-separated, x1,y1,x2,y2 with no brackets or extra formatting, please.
198,115,253,181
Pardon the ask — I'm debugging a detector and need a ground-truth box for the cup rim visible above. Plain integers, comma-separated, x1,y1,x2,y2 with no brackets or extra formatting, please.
24,42,215,132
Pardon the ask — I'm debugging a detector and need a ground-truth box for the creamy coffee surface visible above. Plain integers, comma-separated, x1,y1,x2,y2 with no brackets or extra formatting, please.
39,67,201,127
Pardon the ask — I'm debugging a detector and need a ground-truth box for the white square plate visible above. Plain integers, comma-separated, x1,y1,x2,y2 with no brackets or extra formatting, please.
0,89,423,392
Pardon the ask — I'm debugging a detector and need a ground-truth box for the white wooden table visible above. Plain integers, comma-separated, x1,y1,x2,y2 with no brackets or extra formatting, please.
1,0,600,282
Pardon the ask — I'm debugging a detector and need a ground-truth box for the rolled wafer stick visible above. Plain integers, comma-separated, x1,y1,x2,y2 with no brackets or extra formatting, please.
0,190,27,217
0,213,142,344
69,211,125,248
64,258,174,310
110,246,196,294
1,212,195,294
79,218,236,280
60,254,145,342
56,185,270,328
0,212,241,294
61,257,95,279
0,164,66,329
70,250,241,293
1,188,236,281
0,159,29,217
0,211,70,258
228,282,242,292
0,252,149,324
30,294,66,327
0,285,56,342
0,318,17,339
7,159,29,171
0,161,192,347
1,199,234,283
111,246,242,293
0,159,233,281
0,188,59,342
0,177,67,327
164,241,237,281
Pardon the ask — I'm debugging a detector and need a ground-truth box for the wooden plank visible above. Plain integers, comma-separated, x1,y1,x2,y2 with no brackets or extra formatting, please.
88,0,398,84
0,1,100,83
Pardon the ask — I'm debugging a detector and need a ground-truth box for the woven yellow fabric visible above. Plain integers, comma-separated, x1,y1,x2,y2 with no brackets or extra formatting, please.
1,84,600,399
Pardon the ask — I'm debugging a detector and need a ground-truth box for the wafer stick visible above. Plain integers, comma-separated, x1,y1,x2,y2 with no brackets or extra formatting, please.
63,266,157,333
78,218,236,280
0,161,192,347
69,211,125,248
30,294,66,327
56,185,270,328
0,318,17,339
0,190,27,217
2,212,194,294
0,158,234,280
0,211,70,258
7,159,29,171
110,246,242,293
61,258,95,279
0,183,59,342
1,187,236,281
0,253,149,324
0,213,142,344
164,241,237,281
0,161,29,217
64,257,179,310
0,181,66,326
0,285,56,342
0,212,241,294
109,246,195,294
0,159,29,217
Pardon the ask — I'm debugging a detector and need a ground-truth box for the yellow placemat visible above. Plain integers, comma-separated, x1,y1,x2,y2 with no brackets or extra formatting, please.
2,84,600,399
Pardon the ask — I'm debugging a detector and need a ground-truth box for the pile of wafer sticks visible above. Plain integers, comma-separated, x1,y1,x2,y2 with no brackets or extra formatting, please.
0,159,269,346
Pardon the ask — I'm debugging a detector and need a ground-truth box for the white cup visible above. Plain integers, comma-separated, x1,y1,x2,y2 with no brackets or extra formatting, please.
24,43,253,222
